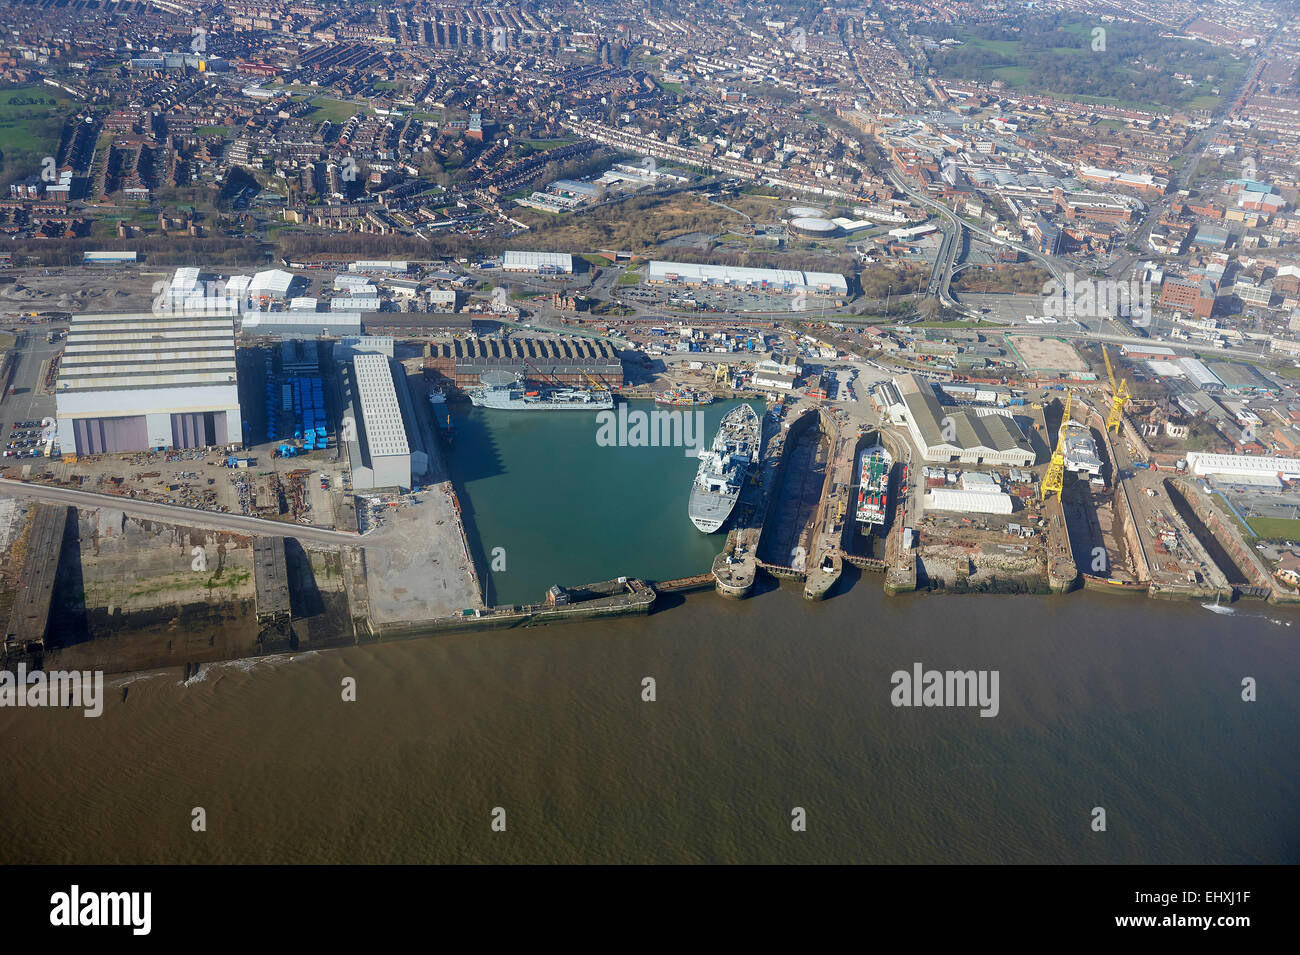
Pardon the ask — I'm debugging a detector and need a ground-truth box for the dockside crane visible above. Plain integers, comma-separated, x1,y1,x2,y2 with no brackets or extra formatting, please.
1040,390,1072,502
1101,344,1132,436
520,355,564,389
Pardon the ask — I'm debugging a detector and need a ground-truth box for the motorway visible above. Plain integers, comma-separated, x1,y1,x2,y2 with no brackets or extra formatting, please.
885,170,1074,316
0,478,365,544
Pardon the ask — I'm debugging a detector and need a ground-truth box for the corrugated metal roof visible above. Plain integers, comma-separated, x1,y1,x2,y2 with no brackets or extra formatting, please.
57,313,237,393
353,353,410,459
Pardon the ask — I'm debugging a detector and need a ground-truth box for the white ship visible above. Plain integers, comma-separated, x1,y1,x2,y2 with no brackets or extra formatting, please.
688,403,760,533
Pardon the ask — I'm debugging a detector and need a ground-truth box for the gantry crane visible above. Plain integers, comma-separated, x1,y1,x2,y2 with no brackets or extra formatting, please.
1100,344,1132,436
1040,390,1072,502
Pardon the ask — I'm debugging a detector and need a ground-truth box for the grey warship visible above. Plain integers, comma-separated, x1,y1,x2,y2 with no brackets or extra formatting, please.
688,403,760,533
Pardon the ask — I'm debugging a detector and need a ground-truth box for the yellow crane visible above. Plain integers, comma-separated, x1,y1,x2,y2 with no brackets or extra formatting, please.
714,362,731,386
1100,344,1131,436
1040,390,1072,502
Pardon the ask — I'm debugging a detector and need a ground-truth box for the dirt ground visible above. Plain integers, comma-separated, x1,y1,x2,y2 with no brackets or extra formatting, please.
1004,334,1088,374
0,267,164,318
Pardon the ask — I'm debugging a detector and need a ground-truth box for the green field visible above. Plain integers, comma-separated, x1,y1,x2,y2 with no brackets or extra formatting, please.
616,272,642,286
195,126,229,138
924,17,1242,114
0,84,74,184
517,138,579,149
1241,517,1300,542
307,97,366,124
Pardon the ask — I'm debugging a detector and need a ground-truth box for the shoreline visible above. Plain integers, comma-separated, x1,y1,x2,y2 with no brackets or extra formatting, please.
32,558,1299,682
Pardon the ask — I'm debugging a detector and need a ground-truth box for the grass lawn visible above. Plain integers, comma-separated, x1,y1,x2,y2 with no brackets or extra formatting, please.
307,97,366,124
517,138,579,149
194,126,230,137
0,84,73,180
1241,516,1300,542
616,272,641,286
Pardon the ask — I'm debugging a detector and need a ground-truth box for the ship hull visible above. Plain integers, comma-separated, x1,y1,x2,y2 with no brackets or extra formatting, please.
856,444,892,527
468,390,614,411
688,403,760,534
688,486,740,533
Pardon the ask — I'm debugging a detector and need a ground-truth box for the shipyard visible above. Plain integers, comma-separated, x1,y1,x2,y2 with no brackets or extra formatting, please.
6,242,1300,676
2,0,1299,878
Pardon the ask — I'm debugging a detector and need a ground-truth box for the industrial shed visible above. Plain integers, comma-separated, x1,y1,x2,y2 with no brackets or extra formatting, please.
54,312,242,455
897,379,1034,466
924,488,1014,514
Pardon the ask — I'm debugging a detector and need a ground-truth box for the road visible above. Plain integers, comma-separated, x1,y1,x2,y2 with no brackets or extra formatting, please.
885,170,1074,317
0,330,61,429
0,478,365,544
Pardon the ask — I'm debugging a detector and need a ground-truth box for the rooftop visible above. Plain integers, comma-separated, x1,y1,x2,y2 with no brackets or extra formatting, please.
57,312,237,394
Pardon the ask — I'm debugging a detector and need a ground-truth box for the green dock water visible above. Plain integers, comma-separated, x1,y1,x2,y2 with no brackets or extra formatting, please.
445,398,757,605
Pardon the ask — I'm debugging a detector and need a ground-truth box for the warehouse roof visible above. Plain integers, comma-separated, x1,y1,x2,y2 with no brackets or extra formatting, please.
925,487,1014,514
353,353,410,459
250,268,296,298
503,250,573,271
904,389,1029,455
647,260,848,294
1187,452,1300,477
57,312,237,393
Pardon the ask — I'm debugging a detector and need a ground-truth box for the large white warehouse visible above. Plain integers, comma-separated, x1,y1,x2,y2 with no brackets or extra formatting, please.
348,353,412,490
1186,452,1300,483
925,487,1014,514
55,312,242,454
647,261,848,296
502,250,573,274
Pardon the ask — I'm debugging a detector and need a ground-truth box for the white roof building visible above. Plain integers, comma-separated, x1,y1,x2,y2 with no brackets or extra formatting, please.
249,268,296,301
502,250,574,273
330,296,381,312
55,312,242,454
1186,452,1300,482
350,353,412,490
1178,356,1224,392
925,487,1014,514
334,275,376,292
647,260,848,295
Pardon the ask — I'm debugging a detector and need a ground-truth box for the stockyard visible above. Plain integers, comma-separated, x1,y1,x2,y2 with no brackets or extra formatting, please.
1003,334,1089,376
0,266,166,318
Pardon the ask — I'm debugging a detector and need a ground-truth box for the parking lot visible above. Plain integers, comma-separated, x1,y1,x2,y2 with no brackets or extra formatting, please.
3,418,55,460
